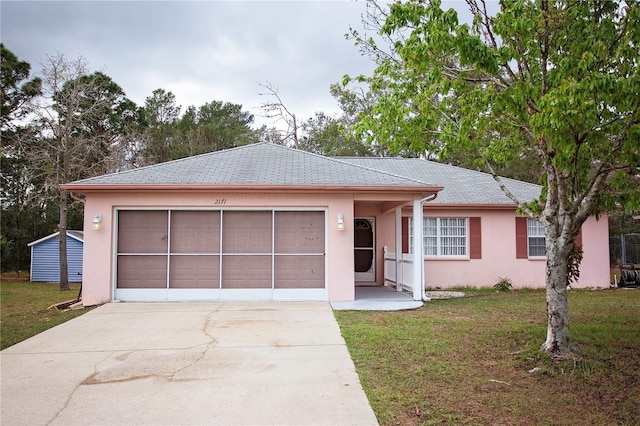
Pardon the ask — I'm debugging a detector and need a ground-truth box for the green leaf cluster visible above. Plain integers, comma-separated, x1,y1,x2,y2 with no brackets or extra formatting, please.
349,0,640,220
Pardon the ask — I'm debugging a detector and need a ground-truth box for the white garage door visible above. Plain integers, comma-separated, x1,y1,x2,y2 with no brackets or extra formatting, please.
114,209,326,301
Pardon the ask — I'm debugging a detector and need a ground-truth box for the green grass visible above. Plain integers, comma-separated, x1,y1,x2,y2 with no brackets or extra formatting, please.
1,275,94,350
335,288,640,426
3,275,639,424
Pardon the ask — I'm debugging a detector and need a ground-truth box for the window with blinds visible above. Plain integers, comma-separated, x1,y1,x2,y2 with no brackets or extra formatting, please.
409,217,468,257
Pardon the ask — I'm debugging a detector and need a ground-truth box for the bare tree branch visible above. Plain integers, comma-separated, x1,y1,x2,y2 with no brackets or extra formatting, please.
258,81,299,148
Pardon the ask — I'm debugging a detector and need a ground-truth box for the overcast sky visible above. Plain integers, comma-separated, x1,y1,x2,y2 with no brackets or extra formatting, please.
1,0,384,129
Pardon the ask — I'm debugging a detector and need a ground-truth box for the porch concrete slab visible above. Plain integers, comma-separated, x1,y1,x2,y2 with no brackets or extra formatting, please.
1,302,378,426
331,286,424,311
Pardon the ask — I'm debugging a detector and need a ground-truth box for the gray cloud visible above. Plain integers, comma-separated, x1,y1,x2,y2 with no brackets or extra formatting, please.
1,0,377,128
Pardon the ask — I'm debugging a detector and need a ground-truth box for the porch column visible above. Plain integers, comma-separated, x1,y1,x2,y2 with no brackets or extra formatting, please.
412,198,424,301
395,207,403,292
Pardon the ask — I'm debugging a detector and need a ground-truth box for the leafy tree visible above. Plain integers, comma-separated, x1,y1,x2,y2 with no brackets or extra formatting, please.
1,44,42,130
29,54,135,289
1,45,43,274
300,111,374,156
329,82,415,157
69,72,143,172
350,0,640,357
176,101,258,157
140,88,181,163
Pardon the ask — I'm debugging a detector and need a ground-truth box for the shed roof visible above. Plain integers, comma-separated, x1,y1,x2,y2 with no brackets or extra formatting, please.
337,157,541,205
28,231,84,247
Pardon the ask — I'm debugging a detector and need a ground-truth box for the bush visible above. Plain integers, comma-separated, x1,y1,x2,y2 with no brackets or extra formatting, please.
494,277,513,292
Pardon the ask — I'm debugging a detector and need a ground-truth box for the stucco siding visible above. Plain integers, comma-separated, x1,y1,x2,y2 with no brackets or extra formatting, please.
81,191,359,305
417,210,609,289
372,208,609,289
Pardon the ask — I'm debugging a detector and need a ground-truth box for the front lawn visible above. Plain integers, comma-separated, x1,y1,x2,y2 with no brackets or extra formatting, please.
335,288,640,425
1,275,93,350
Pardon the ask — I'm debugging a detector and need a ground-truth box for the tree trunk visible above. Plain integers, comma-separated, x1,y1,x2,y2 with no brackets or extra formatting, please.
541,225,576,357
59,188,70,291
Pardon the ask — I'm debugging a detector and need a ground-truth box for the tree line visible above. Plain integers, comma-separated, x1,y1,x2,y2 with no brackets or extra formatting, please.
0,45,394,282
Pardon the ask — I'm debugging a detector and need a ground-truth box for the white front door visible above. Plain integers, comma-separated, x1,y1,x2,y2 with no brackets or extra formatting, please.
354,217,375,282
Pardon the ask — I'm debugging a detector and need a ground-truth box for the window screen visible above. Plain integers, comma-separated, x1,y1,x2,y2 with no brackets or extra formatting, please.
118,210,168,253
171,211,220,253
274,211,324,253
222,211,272,253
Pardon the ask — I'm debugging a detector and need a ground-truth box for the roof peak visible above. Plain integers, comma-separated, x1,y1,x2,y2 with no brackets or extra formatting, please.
64,142,441,189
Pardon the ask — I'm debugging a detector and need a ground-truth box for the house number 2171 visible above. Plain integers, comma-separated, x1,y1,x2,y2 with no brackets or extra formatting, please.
214,199,227,205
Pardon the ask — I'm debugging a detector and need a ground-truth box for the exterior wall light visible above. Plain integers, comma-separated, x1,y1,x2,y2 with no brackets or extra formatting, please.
337,213,345,231
92,213,102,230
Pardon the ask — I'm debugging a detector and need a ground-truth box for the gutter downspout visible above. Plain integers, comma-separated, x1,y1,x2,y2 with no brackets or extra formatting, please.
413,193,438,302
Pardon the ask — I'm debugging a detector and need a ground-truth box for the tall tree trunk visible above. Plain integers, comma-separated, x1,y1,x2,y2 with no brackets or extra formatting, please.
59,188,69,291
541,223,576,357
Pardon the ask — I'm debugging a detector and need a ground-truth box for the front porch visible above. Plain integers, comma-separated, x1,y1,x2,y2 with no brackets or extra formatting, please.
331,286,423,311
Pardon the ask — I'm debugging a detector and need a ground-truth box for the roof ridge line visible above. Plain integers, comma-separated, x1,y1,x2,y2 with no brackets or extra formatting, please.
258,143,437,186
342,156,541,189
331,156,435,186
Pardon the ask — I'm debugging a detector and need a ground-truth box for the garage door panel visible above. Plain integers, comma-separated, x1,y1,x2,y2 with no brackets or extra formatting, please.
223,211,272,253
171,211,220,253
275,211,324,253
117,256,167,288
118,211,168,253
274,255,324,289
169,256,219,288
222,255,271,288
116,209,326,300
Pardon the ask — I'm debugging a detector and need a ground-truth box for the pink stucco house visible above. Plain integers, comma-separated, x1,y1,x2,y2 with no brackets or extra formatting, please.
61,142,610,306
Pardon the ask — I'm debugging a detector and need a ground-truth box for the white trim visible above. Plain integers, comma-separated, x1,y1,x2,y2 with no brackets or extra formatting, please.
220,289,273,300
114,288,328,302
412,199,424,301
115,289,168,302
527,218,546,258
168,289,220,300
27,231,84,247
395,207,403,291
409,216,469,259
273,288,327,301
166,211,172,288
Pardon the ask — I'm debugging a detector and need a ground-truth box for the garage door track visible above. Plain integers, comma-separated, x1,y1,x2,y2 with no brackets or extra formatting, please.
1,302,378,425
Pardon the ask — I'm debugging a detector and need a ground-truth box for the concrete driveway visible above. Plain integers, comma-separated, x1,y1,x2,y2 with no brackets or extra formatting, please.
1,302,378,425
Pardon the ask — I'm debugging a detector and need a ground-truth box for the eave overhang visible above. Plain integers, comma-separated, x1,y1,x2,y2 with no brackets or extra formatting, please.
61,183,444,197
422,203,521,210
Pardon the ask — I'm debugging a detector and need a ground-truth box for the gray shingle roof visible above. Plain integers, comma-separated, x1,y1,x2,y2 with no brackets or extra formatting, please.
337,157,541,204
66,142,541,205
68,143,436,188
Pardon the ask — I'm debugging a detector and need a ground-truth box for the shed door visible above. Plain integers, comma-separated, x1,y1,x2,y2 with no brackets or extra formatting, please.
115,209,326,301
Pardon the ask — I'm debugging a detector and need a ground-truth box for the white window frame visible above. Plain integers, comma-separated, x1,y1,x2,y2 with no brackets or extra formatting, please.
527,218,546,257
409,217,468,258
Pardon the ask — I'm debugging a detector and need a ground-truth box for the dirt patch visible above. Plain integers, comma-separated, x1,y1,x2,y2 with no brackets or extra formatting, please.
424,290,466,299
